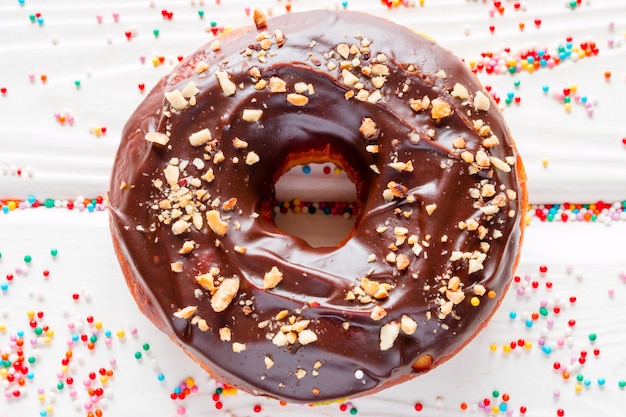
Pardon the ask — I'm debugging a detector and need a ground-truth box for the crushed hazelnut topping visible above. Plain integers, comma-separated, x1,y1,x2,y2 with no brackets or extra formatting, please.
189,128,213,146
341,69,360,87
371,305,387,321
359,117,379,139
210,277,240,312
473,284,487,296
194,61,210,74
206,210,228,236
242,109,263,122
145,132,170,146
246,151,260,165
173,305,197,319
219,327,232,341
264,356,274,369
232,342,247,353
451,83,470,99
379,321,401,351
232,137,248,149
431,98,452,119
473,91,491,111
425,203,437,215
298,329,318,345
263,266,284,290
396,254,410,270
286,93,309,107
170,262,183,272
171,219,190,235
215,70,237,96
252,9,267,29
179,240,195,254
164,90,188,111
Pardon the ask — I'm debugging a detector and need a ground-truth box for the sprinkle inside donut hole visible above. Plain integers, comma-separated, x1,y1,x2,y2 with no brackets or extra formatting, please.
273,162,357,247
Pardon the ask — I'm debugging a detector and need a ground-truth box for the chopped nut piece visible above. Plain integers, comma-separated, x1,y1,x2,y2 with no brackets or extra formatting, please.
246,151,260,165
386,181,408,199
216,70,237,96
173,305,197,319
266,76,287,93
222,197,237,212
264,356,274,369
446,289,465,305
359,117,379,139
396,254,410,271
371,64,390,76
179,240,195,254
170,262,183,272
483,135,500,148
201,168,215,183
401,315,418,335
452,136,466,149
473,91,491,111
171,219,190,235
451,83,470,99
242,109,263,122
425,203,437,215
297,329,317,345
371,305,387,321
336,43,350,59
263,266,284,290
286,93,309,107
195,272,216,293
431,98,452,119
189,128,212,146
490,156,512,172
210,277,240,312
473,284,487,296
164,90,188,111
206,210,228,236
194,61,210,74
252,9,267,29
379,321,401,351
145,132,170,146
181,81,200,98
232,342,246,353
341,69,360,87
232,137,249,149
219,327,232,341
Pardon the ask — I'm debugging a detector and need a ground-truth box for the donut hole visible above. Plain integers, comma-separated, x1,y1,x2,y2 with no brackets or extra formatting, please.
274,163,357,248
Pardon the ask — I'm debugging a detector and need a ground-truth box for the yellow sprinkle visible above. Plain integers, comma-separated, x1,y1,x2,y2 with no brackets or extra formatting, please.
0,323,6,332
470,296,480,306
541,158,549,168
62,365,69,374
333,166,342,175
100,375,109,384
8,201,17,211
0,368,8,377
27,310,36,319
524,341,533,350
95,321,103,329
293,206,301,214
43,336,52,344
575,383,583,393
570,85,578,93
46,330,55,338
492,405,500,414
526,65,535,73
152,57,160,67
45,406,54,413
38,394,46,402
564,103,573,113
503,345,512,353
186,377,195,387
117,330,125,338
489,343,498,352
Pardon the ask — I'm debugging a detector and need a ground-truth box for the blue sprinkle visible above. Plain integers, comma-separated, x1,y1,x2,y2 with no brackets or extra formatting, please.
542,85,550,93
2,206,9,214
1,282,9,292
540,59,547,67
499,403,507,412
27,371,35,379
37,17,44,26
72,334,79,341
509,311,517,319
302,165,311,174
341,1,348,9
526,56,535,64
174,386,181,394
158,373,165,381
323,207,331,215
581,96,588,103
507,91,515,99
39,411,47,417
17,330,25,338
598,378,606,386
525,319,534,328
27,195,36,205
541,344,552,355
584,379,591,387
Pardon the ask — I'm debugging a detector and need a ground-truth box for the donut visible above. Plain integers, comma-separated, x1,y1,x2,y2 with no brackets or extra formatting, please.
108,9,527,403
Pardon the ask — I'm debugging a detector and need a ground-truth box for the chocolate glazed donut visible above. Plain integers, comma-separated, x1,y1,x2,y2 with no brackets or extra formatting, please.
108,10,526,403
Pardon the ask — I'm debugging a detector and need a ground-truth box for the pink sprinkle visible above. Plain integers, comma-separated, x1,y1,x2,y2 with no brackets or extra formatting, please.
96,15,103,23
112,12,119,22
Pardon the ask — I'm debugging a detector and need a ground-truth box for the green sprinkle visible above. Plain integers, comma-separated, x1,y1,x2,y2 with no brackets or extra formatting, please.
210,21,217,27
34,327,43,336
50,248,58,257
576,373,584,382
57,382,64,390
492,390,500,398
90,335,97,343
215,387,223,395
44,198,55,208
618,380,626,389
539,307,549,316
588,333,597,342
24,254,32,263
28,356,36,364
134,351,142,360
142,343,150,351
153,29,160,37
74,80,81,88
198,10,205,18
350,407,358,415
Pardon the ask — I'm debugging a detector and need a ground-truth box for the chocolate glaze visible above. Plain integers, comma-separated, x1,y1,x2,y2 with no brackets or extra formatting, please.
109,10,526,403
